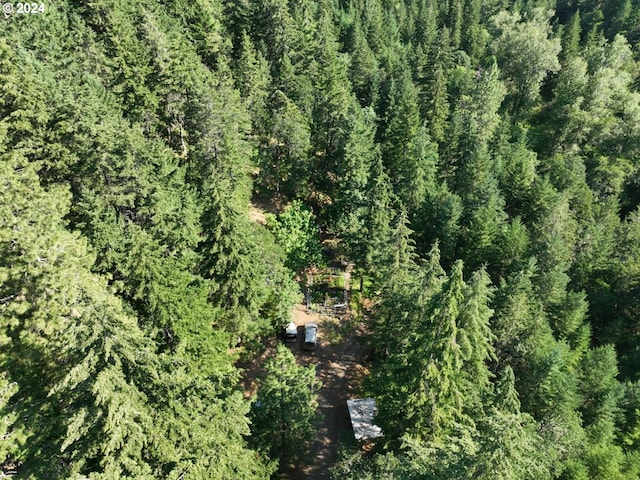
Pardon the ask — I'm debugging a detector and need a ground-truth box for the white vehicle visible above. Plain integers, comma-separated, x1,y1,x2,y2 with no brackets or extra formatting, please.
284,321,297,342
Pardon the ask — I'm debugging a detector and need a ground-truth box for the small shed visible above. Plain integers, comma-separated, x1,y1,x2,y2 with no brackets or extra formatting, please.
347,398,383,441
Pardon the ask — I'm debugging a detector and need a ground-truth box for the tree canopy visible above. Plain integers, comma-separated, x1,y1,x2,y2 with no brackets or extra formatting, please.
3,0,640,477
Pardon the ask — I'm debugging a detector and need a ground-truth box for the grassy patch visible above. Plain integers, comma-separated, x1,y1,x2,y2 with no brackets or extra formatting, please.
322,316,356,345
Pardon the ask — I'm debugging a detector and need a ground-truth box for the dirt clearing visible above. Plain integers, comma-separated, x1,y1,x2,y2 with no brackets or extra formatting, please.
240,304,371,480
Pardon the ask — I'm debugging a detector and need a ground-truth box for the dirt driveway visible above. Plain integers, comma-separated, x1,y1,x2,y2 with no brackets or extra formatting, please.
240,303,370,479
286,305,370,480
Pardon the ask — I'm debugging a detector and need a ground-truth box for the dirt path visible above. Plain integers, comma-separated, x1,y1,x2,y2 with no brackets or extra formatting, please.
244,198,370,477
239,303,370,479
287,306,370,480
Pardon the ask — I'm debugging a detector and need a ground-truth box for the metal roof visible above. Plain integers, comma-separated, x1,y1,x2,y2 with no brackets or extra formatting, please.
347,398,383,441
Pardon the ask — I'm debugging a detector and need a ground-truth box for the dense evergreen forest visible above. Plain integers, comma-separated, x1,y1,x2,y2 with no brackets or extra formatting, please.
3,0,640,478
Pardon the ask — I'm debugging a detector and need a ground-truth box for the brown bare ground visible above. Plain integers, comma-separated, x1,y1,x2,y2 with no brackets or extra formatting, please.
248,204,268,225
239,304,371,480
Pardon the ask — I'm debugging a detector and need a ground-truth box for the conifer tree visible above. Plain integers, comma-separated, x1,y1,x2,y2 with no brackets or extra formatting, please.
494,124,536,200
259,90,312,196
448,0,464,49
199,185,267,337
309,13,356,197
413,180,464,266
234,32,272,128
151,359,275,479
469,367,554,480
457,268,497,399
459,172,508,275
0,374,19,468
372,244,446,442
578,345,623,430
347,22,380,107
462,0,486,61
0,157,84,475
387,209,419,280
491,263,554,390
382,72,437,213
423,61,450,144
332,104,378,254
394,261,468,442
361,0,386,54
0,155,271,479
562,10,583,63
288,0,318,66
249,344,320,470
446,62,508,273
530,193,578,311
447,60,505,190
494,216,531,279
223,0,252,46
359,155,397,288
417,27,453,144
413,0,439,49
252,0,296,68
